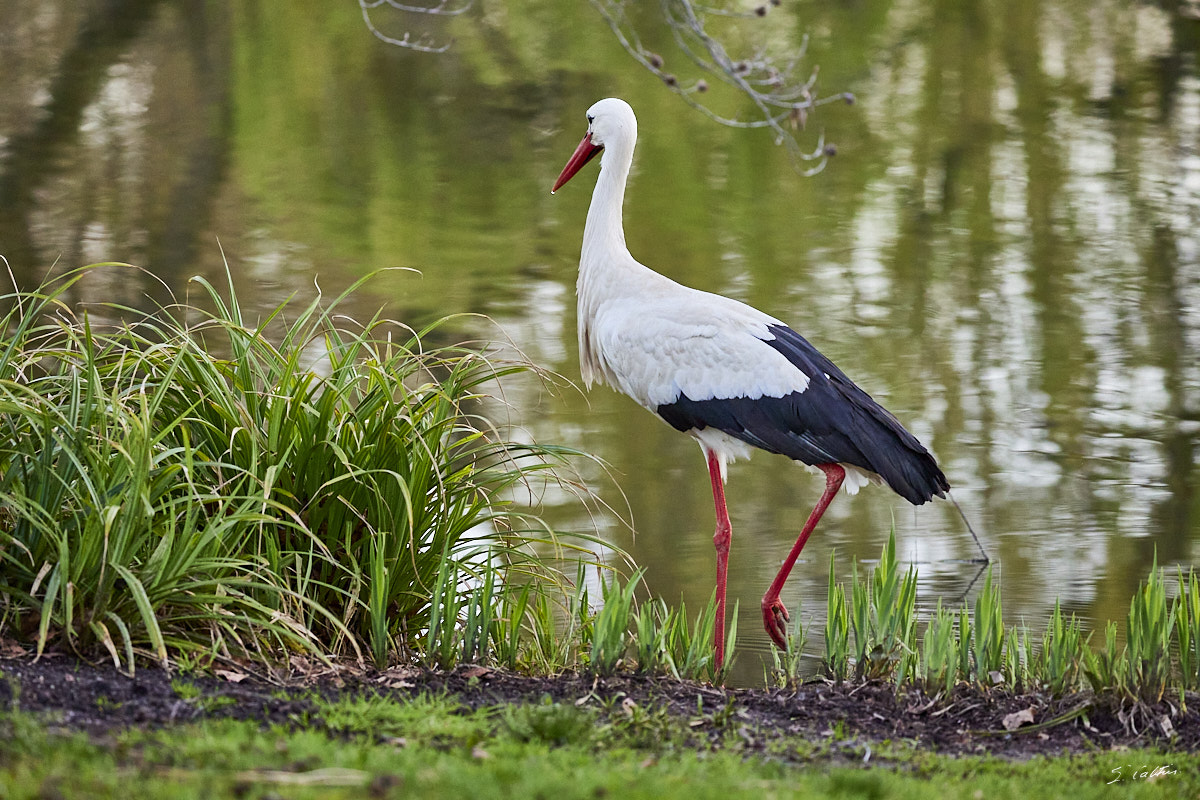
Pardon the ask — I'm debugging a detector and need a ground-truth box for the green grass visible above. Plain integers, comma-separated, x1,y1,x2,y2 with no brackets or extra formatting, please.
0,264,601,672
0,700,1195,799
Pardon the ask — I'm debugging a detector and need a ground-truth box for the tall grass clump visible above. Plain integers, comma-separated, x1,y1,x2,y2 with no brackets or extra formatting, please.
1124,559,1174,702
0,264,596,671
851,530,919,682
970,567,1006,686
593,578,733,682
823,557,850,683
819,531,919,684
662,593,735,683
1176,570,1200,691
919,600,958,696
589,569,642,675
1030,600,1085,696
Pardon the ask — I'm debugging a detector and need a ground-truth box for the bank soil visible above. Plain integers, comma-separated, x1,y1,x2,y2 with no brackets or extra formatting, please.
2,656,1196,762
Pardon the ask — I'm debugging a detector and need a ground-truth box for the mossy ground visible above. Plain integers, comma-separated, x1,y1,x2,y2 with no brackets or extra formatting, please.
3,714,1194,800
2,659,1197,799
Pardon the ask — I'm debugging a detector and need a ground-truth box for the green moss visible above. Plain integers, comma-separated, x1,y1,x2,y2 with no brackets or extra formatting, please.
2,700,1196,800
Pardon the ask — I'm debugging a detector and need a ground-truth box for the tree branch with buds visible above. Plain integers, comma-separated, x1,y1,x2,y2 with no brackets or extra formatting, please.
592,0,852,175
359,0,473,54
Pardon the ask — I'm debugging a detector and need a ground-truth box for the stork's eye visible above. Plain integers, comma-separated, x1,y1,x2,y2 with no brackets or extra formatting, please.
587,114,594,123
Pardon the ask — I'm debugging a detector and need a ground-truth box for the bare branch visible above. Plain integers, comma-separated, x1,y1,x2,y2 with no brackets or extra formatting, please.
361,0,472,14
592,0,851,175
359,0,472,53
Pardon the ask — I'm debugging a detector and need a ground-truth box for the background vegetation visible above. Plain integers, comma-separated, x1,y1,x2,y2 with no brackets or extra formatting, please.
0,267,1197,712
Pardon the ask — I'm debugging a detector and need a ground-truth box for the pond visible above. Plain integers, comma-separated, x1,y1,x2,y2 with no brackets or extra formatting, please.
2,0,1198,685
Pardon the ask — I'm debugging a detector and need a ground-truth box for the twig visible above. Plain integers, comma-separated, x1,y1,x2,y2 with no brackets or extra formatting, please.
591,0,851,175
359,0,472,53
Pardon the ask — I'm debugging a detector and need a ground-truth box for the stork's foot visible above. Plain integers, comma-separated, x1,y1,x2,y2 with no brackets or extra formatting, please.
761,595,790,650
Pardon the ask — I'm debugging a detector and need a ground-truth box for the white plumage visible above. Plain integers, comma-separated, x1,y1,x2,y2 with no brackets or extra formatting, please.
553,97,949,668
590,296,811,409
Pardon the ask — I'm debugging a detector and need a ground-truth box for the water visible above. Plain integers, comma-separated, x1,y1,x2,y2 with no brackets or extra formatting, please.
2,0,1198,685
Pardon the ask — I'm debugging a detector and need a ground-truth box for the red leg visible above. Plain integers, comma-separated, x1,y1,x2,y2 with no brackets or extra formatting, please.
705,449,732,670
761,463,845,649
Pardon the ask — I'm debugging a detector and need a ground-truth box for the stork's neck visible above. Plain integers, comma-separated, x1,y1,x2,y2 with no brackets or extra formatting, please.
581,138,635,270
575,132,657,389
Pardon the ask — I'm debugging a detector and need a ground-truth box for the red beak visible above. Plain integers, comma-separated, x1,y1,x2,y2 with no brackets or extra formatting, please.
552,133,603,193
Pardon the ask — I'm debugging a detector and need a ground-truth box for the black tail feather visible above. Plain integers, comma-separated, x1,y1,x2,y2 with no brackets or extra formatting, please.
656,324,950,506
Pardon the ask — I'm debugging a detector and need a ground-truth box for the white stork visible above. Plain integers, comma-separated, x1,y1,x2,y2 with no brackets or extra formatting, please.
552,98,950,669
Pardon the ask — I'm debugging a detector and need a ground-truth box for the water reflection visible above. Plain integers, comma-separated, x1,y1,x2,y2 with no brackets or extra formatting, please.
0,0,1197,684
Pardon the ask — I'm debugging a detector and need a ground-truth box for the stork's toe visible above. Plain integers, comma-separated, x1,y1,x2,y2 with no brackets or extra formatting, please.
761,596,790,649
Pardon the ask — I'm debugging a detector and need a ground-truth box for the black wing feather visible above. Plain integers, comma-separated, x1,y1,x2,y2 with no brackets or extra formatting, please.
656,324,949,505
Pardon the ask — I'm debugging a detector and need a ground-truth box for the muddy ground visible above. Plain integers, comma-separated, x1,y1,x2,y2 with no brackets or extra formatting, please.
1,655,1196,762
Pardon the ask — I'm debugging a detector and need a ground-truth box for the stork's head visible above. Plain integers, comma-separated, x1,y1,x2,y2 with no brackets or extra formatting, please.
552,98,637,193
